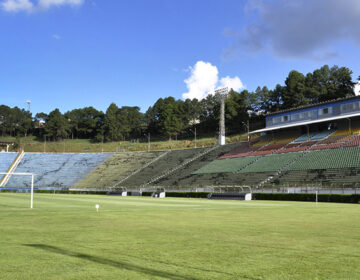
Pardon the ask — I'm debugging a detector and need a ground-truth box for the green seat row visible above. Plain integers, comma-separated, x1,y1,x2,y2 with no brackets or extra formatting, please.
192,156,258,174
238,152,300,173
287,147,360,171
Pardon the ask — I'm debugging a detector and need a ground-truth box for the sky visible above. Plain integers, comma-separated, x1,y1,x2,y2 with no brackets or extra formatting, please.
1,0,360,115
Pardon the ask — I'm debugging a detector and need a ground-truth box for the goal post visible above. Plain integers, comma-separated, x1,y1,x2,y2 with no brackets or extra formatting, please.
0,172,35,209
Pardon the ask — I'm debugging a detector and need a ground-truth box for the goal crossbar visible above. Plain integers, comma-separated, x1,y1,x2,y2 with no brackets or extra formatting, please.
0,172,35,209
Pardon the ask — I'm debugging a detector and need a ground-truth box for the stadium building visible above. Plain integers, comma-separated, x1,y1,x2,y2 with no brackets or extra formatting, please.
252,95,360,139
1,96,360,193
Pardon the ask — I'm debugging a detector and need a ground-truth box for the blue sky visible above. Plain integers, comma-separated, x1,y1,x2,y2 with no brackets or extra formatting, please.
1,0,360,115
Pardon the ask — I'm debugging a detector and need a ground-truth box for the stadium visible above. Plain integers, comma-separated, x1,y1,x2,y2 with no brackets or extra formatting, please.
2,1,360,279
1,94,360,279
3,96,360,192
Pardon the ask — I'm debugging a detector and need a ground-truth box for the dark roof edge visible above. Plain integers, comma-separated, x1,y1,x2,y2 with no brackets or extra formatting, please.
266,95,360,117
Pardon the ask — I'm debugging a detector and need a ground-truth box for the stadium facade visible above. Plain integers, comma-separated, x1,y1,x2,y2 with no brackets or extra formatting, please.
251,96,360,135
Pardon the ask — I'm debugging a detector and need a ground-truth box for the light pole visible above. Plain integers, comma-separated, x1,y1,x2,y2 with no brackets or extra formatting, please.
26,100,31,112
190,127,197,148
241,120,250,143
144,133,150,151
215,87,229,146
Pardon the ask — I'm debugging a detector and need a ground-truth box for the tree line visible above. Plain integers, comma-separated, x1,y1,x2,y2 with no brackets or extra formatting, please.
0,65,358,142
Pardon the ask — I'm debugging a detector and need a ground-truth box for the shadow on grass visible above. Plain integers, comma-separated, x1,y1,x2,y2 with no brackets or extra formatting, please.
24,244,197,280
120,253,235,277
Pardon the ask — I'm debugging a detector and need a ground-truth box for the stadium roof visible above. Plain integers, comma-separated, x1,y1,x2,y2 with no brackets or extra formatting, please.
266,95,360,116
250,111,360,134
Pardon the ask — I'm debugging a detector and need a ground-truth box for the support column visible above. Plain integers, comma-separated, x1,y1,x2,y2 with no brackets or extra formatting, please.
306,125,310,141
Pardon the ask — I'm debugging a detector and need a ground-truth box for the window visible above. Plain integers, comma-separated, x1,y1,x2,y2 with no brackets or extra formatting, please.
319,107,332,116
341,102,359,114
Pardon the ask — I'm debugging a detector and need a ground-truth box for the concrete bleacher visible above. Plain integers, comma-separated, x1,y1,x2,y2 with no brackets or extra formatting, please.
0,152,17,173
277,168,360,186
2,126,359,189
238,153,300,173
193,156,258,174
293,130,335,142
116,147,216,187
154,143,239,186
287,147,360,170
75,151,163,188
310,130,335,140
7,153,113,187
219,142,259,159
345,135,360,147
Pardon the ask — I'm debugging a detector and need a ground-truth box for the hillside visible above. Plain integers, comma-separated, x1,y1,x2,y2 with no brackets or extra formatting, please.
0,134,249,153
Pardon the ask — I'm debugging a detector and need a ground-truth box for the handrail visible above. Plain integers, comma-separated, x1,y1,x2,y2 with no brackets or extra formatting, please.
0,151,25,187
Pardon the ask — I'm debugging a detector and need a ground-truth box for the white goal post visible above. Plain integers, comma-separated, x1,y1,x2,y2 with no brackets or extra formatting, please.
0,172,35,209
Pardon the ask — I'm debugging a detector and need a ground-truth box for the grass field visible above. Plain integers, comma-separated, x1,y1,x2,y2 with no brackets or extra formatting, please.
0,134,249,153
0,194,359,279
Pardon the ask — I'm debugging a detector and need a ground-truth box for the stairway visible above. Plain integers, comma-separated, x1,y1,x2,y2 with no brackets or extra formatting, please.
143,145,220,186
111,150,171,188
255,141,319,187
0,151,25,187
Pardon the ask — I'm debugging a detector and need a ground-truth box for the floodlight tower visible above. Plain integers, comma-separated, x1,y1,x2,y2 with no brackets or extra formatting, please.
26,100,31,112
215,87,229,146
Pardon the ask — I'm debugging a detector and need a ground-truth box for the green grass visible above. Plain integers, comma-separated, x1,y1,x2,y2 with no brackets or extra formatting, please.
0,133,251,153
0,194,359,279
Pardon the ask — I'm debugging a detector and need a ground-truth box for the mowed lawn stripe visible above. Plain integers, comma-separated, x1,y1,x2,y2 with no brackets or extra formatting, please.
0,194,359,279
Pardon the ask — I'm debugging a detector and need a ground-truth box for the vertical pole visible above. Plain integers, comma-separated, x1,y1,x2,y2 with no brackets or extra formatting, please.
315,190,318,205
348,118,352,135
31,174,34,209
219,97,225,145
194,127,197,148
306,125,310,141
247,119,250,144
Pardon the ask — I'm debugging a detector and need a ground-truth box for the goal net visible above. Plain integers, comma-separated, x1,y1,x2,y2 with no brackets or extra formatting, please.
0,172,35,209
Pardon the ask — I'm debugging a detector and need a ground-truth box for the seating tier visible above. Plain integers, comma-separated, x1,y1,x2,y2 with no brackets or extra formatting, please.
193,156,258,174
7,153,113,187
75,151,163,188
0,153,17,173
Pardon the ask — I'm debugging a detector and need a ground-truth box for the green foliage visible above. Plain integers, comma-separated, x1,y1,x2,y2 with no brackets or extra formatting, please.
104,103,122,141
146,97,189,139
45,109,70,141
0,64,357,142
0,105,33,137
65,107,103,139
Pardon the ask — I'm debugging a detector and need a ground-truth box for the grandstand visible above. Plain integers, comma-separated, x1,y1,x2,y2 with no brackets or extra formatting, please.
168,96,360,188
115,147,217,187
75,151,163,188
0,153,17,173
2,96,360,191
6,153,112,188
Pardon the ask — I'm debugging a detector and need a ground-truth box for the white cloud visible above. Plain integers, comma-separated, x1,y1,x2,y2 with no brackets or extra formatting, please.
355,82,360,96
1,0,84,13
1,0,34,13
182,61,244,100
219,76,244,92
225,0,360,60
38,0,83,9
52,34,61,40
182,61,219,100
